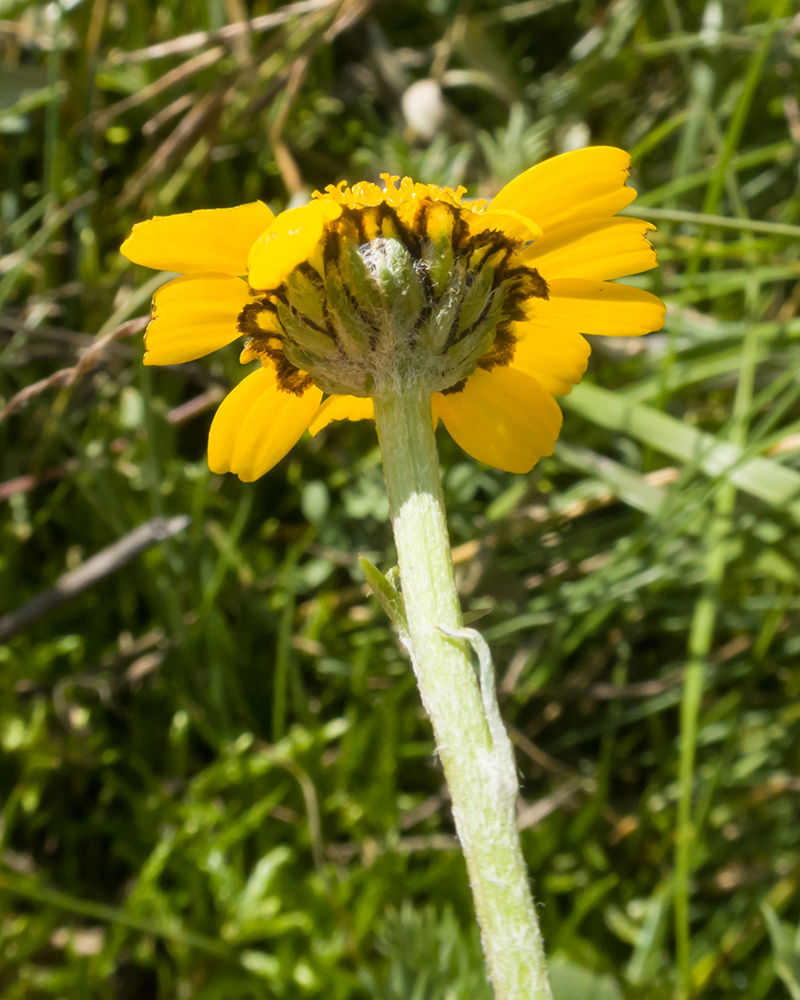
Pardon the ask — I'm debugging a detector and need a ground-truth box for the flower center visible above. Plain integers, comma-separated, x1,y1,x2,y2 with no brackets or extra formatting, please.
238,193,548,397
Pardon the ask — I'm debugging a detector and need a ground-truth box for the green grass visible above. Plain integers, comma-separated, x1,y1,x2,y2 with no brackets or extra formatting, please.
2,0,800,997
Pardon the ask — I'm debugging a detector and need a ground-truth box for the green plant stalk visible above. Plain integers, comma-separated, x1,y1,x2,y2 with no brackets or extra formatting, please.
674,241,765,997
372,375,552,1000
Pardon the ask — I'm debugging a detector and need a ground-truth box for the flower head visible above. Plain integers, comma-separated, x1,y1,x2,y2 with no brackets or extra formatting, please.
121,146,665,480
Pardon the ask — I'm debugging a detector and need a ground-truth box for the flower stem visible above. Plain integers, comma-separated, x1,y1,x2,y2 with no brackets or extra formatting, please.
372,375,552,1000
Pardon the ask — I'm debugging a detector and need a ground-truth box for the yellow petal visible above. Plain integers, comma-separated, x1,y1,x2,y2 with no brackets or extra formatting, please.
208,366,322,481
308,394,374,436
435,366,563,473
527,279,666,336
143,273,250,366
121,201,275,275
247,200,342,290
465,208,543,242
519,217,657,281
489,147,636,234
510,324,591,396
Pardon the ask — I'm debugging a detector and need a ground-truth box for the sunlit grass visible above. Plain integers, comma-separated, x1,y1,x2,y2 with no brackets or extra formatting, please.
2,1,800,997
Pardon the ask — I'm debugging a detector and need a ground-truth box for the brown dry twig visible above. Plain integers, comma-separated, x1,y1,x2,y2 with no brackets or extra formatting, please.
142,92,198,137
0,462,78,502
77,46,226,133
269,52,313,196
516,776,589,830
105,0,342,64
117,90,228,208
0,515,191,641
263,0,375,196
324,0,375,40
166,387,226,425
0,317,147,423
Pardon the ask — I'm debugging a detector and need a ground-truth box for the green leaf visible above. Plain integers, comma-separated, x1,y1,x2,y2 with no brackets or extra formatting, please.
548,956,622,1000
359,555,409,638
762,904,800,1000
564,382,800,523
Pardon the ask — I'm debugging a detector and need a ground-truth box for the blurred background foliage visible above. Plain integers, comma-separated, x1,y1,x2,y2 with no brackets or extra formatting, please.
1,0,800,997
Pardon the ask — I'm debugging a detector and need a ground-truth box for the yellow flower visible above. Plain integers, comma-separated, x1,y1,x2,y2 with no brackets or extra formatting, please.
121,146,665,480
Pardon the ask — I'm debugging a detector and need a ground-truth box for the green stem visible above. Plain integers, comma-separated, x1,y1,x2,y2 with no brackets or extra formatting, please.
372,375,551,1000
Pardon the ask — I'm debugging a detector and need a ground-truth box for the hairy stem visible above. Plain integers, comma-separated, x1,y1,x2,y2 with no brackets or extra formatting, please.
372,375,552,1000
